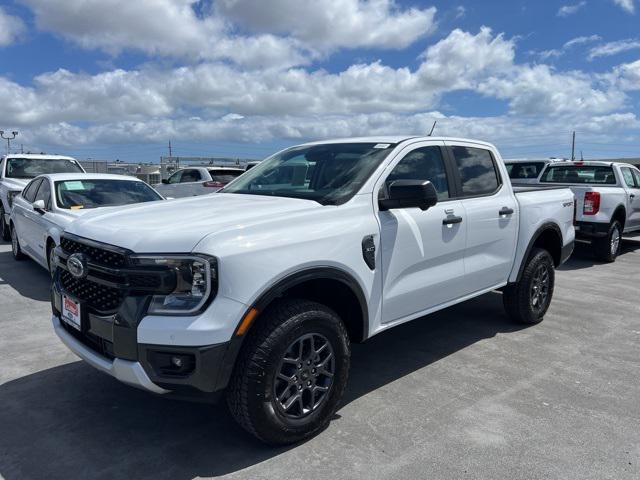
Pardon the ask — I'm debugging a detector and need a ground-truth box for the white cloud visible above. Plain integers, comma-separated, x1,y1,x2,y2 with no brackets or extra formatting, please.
536,34,601,60
608,59,640,90
588,38,640,59
0,7,26,46
612,0,636,14
216,0,437,50
557,1,587,17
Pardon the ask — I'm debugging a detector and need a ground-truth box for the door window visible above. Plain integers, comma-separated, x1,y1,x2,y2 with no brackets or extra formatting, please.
384,146,450,200
34,179,52,209
621,168,636,188
180,169,201,183
167,171,183,184
22,178,43,203
632,169,640,187
451,146,500,196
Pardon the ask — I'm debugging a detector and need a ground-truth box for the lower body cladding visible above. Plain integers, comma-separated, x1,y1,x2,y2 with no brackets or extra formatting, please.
51,280,244,400
574,221,609,239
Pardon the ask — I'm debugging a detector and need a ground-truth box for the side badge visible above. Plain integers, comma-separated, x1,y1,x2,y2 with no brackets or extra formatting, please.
361,235,376,270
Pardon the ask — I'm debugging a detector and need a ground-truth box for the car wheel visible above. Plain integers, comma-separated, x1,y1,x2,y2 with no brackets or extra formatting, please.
503,248,555,325
47,242,57,277
10,224,25,261
227,299,351,445
0,205,10,241
593,220,622,263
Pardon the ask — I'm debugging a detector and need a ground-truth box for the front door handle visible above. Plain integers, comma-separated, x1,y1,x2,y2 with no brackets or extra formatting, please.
499,207,514,216
443,215,463,225
630,194,636,199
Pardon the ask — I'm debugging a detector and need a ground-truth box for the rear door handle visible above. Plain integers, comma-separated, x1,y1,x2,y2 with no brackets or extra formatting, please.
499,207,514,216
443,215,463,225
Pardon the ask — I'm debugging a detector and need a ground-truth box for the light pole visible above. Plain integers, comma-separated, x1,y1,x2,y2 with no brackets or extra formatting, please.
0,131,18,154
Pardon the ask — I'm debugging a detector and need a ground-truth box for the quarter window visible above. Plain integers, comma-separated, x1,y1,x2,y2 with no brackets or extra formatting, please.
385,146,449,200
451,146,500,196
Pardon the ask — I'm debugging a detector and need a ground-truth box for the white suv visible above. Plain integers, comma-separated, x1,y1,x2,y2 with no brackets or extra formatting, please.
51,137,575,444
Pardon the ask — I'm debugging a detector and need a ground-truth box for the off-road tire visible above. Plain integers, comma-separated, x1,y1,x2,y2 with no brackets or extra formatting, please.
226,299,350,445
593,220,622,263
503,248,555,325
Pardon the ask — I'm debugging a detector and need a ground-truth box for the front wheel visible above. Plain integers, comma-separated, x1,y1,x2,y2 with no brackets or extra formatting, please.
10,224,25,261
503,248,555,324
226,299,351,445
593,220,622,263
0,205,9,241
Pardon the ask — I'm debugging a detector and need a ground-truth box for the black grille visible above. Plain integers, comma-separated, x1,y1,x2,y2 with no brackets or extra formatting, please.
60,237,126,268
59,320,115,360
61,270,124,313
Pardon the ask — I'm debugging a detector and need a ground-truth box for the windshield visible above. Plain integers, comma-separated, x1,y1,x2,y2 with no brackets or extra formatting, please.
505,162,545,179
540,165,617,185
5,158,83,179
221,143,395,205
55,179,162,209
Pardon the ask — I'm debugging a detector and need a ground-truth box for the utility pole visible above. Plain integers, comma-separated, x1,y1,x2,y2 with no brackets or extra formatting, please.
168,140,172,157
0,131,18,154
20,144,24,154
570,131,576,161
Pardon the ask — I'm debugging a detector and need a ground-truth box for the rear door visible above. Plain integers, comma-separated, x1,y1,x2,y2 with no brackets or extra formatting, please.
622,167,640,230
378,141,468,323
445,142,518,291
22,178,53,264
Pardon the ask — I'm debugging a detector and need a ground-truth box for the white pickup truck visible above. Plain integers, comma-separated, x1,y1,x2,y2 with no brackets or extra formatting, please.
538,161,640,262
50,136,575,445
0,154,85,241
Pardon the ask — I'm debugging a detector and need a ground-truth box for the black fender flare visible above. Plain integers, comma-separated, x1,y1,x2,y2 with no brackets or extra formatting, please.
214,267,369,391
514,222,563,283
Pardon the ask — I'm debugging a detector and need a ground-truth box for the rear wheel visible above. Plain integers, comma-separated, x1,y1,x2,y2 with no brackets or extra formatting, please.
503,248,555,324
226,299,350,445
593,220,622,263
10,224,25,261
0,205,9,241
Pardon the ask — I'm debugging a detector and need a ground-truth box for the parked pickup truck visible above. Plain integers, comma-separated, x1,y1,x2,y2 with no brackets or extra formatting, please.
538,161,640,262
0,154,85,241
153,166,245,198
50,137,575,445
504,158,564,185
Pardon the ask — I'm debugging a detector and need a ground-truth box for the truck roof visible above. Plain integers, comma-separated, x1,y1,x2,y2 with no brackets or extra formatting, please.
2,153,78,161
545,161,620,167
299,136,496,148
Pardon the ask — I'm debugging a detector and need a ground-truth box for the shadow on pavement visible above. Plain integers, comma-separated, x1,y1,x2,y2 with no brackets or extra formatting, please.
0,250,51,302
0,292,525,480
558,238,640,271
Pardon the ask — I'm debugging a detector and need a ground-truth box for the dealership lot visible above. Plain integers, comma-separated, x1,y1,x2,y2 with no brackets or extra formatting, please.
1,240,639,480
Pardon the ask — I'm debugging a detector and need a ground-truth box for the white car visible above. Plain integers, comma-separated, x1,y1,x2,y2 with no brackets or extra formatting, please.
154,166,245,198
51,136,575,444
0,154,85,241
10,173,164,274
537,160,640,261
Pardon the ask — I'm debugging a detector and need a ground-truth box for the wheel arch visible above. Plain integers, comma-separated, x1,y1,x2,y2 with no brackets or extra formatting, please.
612,205,626,229
515,222,563,282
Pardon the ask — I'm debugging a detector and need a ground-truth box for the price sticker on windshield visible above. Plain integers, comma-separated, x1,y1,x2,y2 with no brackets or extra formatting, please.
373,143,391,149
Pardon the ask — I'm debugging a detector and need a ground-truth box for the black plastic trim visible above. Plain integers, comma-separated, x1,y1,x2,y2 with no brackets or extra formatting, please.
514,222,563,282
575,221,609,239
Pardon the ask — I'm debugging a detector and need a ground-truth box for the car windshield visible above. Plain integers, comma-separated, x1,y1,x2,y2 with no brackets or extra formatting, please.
221,143,395,205
5,158,83,179
55,179,162,209
505,162,545,179
540,165,617,184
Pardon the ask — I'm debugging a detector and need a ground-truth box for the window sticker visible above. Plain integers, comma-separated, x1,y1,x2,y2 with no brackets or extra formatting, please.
62,181,85,190
374,143,391,149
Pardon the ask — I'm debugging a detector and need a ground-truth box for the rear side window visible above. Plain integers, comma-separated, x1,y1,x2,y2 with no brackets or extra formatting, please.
540,166,616,184
621,168,636,188
180,169,201,182
451,146,500,196
385,146,449,200
505,162,545,179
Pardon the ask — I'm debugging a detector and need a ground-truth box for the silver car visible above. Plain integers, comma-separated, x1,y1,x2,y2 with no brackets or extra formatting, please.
154,166,245,198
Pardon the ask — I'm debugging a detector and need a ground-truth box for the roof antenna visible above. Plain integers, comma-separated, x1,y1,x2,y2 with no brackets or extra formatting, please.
427,120,437,136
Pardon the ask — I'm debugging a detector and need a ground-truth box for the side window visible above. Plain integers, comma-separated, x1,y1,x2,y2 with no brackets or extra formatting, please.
632,169,640,188
451,146,500,196
34,179,52,208
621,168,636,188
167,171,183,184
22,178,42,203
384,146,450,200
180,169,201,183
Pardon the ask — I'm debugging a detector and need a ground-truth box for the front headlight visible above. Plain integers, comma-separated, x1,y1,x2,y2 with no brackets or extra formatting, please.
130,255,218,315
7,191,20,209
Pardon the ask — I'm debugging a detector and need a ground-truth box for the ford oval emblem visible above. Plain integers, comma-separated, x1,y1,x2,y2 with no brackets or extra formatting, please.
67,253,88,279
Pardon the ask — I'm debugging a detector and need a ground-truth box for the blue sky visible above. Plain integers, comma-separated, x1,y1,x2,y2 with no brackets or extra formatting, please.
1,0,639,162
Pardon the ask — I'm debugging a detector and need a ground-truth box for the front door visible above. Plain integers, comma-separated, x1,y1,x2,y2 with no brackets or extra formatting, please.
622,167,640,231
378,142,468,324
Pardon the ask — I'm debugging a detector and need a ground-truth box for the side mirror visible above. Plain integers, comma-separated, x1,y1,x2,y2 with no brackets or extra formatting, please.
379,180,438,211
32,199,46,214
161,179,169,184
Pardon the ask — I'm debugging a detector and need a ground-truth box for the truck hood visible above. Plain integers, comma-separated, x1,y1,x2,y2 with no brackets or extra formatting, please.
2,177,29,191
65,194,323,252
